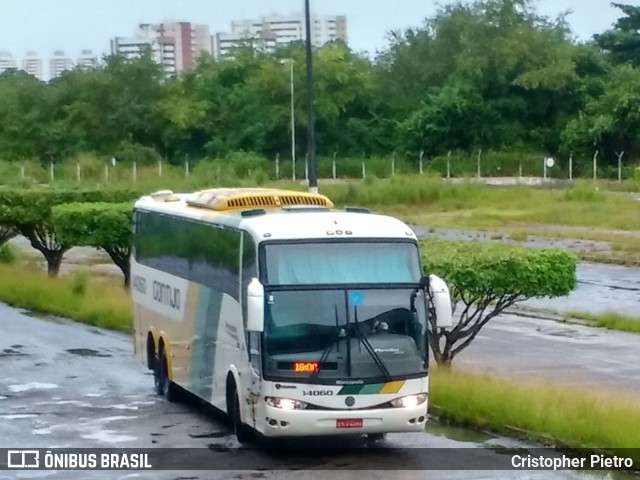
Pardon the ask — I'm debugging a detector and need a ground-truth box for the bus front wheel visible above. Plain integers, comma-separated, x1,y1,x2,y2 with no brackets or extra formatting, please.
228,381,252,444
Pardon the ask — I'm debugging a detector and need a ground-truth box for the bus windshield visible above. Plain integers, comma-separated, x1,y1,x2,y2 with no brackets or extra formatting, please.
263,241,422,285
261,241,427,382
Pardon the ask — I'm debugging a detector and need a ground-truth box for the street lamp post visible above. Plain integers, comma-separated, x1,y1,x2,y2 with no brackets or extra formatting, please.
280,59,296,181
304,0,318,193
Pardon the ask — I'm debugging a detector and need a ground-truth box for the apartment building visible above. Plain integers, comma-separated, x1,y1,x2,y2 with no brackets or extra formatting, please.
153,22,212,70
49,50,74,79
213,13,347,58
77,49,98,69
0,51,18,74
110,22,211,75
21,51,44,80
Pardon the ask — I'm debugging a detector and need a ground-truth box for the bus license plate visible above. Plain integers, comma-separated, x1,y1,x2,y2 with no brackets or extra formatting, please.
336,419,363,429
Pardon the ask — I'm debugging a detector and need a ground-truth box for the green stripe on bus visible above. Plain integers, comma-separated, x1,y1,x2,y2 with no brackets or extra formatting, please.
359,383,384,394
190,287,222,400
338,385,363,395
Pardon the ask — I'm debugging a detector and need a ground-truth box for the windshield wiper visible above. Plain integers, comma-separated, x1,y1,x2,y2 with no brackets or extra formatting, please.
309,304,343,383
353,306,392,380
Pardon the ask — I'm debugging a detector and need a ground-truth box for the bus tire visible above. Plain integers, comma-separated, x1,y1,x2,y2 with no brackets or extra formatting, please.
228,382,252,444
153,352,163,396
155,348,178,402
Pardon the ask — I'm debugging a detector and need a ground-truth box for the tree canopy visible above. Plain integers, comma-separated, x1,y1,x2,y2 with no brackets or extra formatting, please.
52,202,133,285
0,0,638,172
421,239,577,366
0,188,138,276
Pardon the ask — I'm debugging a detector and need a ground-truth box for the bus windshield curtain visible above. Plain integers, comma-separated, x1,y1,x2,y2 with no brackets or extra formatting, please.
272,243,418,285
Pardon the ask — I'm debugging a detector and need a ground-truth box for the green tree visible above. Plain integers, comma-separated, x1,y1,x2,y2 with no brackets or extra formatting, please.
595,3,640,65
0,70,61,162
50,53,166,159
0,188,138,276
422,240,577,367
399,83,497,156
52,202,133,286
377,0,580,156
0,225,15,246
562,64,640,163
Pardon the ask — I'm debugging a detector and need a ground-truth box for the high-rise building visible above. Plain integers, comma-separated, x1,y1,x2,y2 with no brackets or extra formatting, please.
77,49,98,69
110,22,211,75
50,50,74,79
212,13,347,58
111,32,177,76
0,51,18,74
151,22,212,71
21,51,44,80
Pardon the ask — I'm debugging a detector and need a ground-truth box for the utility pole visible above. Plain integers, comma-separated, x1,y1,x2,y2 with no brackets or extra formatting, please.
304,0,318,193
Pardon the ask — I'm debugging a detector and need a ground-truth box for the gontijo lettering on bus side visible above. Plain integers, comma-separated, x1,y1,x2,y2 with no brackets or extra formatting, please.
130,265,188,322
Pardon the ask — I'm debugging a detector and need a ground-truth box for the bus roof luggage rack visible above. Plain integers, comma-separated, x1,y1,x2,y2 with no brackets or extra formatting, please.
186,188,334,212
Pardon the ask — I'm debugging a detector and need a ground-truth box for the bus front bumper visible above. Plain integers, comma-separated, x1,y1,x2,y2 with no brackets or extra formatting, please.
258,403,428,437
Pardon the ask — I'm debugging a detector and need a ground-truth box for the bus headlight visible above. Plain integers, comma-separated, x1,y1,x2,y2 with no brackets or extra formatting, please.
265,397,308,410
390,393,427,408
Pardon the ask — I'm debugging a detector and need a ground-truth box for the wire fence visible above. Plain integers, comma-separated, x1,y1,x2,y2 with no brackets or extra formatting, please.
1,152,639,187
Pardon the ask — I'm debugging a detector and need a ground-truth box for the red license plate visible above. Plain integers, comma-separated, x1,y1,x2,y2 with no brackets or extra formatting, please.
336,418,363,429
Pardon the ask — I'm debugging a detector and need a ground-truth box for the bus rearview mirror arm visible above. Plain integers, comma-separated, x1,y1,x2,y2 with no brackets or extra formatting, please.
247,278,265,333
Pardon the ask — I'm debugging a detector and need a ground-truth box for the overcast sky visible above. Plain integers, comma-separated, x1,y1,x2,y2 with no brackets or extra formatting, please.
0,0,631,59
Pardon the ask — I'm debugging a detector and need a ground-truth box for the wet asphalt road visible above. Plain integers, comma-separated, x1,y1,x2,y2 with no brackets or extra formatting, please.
524,263,640,317
457,313,640,396
1,305,636,480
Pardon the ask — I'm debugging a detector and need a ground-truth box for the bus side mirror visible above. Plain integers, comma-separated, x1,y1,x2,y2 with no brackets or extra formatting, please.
429,274,453,328
247,278,265,333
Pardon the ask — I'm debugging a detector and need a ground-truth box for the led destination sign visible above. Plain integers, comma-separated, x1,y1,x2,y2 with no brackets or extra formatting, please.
277,362,338,372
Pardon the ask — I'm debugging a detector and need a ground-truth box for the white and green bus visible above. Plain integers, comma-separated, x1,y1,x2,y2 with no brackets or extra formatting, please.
131,188,453,442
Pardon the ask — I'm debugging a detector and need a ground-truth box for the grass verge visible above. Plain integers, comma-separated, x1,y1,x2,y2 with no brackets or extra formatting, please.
0,264,131,332
431,368,640,463
566,311,640,334
314,177,640,232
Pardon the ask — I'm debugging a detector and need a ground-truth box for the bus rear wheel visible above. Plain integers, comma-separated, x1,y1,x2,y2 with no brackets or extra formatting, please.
154,348,178,402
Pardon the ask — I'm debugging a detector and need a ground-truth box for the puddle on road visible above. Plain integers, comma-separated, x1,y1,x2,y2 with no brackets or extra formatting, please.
97,404,139,411
33,427,53,435
547,329,578,338
8,382,58,392
80,430,137,443
188,431,228,439
0,348,27,357
581,470,640,480
425,422,492,443
66,348,112,358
